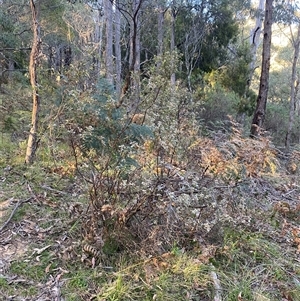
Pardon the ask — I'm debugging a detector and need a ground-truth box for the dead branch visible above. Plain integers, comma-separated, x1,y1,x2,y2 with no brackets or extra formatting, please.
40,185,68,195
0,197,32,233
210,264,222,301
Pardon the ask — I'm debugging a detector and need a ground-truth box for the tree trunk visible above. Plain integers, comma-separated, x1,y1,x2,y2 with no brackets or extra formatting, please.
248,0,264,87
114,3,121,98
170,6,176,87
157,6,164,56
157,2,165,70
25,0,41,164
285,23,300,151
132,0,141,111
93,8,104,78
129,0,141,108
105,0,114,85
118,0,143,109
250,0,273,138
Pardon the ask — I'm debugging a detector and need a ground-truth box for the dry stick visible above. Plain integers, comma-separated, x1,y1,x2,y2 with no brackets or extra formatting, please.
27,182,39,202
0,290,8,300
0,197,33,233
40,185,68,195
210,264,222,301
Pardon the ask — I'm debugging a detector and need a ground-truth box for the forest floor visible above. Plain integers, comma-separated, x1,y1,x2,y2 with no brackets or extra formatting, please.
0,153,300,301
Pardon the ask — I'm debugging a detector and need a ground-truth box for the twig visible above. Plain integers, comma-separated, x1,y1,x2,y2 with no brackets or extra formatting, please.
282,189,297,197
27,182,39,202
40,185,68,195
0,290,11,301
0,197,32,233
210,264,222,301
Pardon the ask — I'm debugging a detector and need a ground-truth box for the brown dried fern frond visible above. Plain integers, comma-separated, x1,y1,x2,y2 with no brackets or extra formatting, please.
188,127,279,181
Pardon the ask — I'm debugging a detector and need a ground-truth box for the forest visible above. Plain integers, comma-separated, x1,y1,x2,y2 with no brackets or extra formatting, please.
0,0,300,300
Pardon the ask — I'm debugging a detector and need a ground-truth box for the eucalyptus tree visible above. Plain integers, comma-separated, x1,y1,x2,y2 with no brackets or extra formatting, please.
114,1,144,92
114,2,122,97
166,0,242,94
64,0,253,110
284,3,300,150
249,0,300,140
248,0,265,87
179,0,239,90
285,22,300,150
169,1,178,87
25,0,41,164
250,0,274,138
104,0,113,84
91,3,104,79
129,0,142,108
157,0,166,60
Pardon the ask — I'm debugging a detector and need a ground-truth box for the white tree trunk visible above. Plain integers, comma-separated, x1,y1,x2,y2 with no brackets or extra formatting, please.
134,0,141,108
127,0,142,112
249,0,264,86
93,8,104,78
114,2,121,98
286,23,300,151
250,0,273,137
157,2,164,66
105,0,114,85
170,7,176,87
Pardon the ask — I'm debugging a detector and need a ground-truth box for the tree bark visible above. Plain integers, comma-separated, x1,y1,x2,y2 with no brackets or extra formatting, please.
157,2,165,69
25,0,41,164
105,0,114,85
170,6,176,87
132,0,141,111
285,23,300,151
248,0,264,87
250,0,273,138
93,8,104,78
128,0,141,107
118,0,143,109
114,3,122,98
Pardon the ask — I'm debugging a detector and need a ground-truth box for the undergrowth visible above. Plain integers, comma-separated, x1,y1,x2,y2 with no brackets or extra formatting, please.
0,120,300,301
